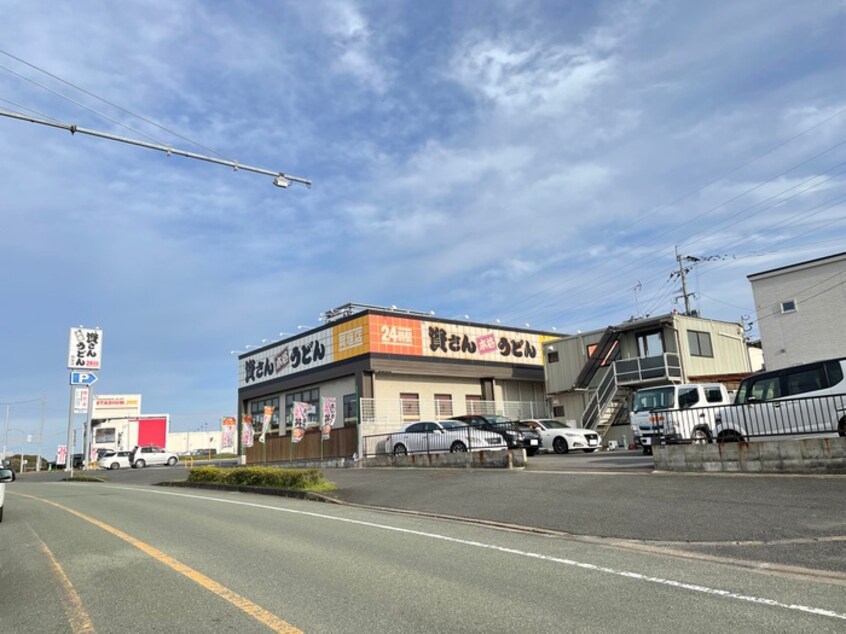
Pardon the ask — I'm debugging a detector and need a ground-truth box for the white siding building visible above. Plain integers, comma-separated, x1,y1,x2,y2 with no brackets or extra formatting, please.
748,251,846,370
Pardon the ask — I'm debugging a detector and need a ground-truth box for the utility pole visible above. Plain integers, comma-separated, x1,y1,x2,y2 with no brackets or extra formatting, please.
674,246,699,315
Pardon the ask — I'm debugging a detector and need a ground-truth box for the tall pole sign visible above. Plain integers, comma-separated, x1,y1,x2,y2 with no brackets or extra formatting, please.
66,327,103,474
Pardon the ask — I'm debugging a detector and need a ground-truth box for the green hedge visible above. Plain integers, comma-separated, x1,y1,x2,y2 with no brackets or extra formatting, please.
187,466,334,492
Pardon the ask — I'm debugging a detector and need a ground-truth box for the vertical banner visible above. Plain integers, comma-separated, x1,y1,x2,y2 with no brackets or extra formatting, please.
56,445,68,466
322,397,336,441
73,387,89,413
259,406,274,444
241,415,254,448
221,417,236,452
292,402,308,443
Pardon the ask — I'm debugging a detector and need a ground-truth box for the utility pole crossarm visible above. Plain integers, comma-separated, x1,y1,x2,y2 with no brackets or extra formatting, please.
0,107,311,188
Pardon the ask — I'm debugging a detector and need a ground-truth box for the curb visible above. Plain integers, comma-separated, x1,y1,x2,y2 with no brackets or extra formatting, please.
156,480,341,503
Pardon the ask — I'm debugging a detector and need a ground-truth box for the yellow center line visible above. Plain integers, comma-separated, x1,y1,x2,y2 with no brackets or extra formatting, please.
27,523,96,634
16,493,302,634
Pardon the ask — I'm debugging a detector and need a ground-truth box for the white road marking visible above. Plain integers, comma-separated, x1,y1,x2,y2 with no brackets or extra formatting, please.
93,485,846,622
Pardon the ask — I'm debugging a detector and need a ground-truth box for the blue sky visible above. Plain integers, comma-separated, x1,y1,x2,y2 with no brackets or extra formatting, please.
1,0,844,448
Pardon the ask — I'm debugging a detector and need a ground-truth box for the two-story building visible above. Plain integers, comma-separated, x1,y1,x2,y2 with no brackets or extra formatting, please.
544,312,753,445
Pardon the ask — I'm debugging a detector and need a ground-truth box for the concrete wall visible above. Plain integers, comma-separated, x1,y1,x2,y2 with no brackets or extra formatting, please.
363,449,525,469
653,437,846,473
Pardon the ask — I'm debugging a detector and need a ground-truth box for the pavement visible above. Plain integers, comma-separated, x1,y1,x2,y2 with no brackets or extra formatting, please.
16,450,846,575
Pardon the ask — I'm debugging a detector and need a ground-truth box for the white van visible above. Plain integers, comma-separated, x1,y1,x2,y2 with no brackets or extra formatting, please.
714,357,846,441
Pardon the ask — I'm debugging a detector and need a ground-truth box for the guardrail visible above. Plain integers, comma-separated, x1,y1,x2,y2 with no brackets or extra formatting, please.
634,393,846,445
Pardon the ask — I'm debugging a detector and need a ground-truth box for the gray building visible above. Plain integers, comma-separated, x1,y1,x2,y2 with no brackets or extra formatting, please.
748,252,846,370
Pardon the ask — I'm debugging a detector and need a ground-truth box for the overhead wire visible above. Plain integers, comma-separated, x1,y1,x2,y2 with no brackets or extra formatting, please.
0,48,227,158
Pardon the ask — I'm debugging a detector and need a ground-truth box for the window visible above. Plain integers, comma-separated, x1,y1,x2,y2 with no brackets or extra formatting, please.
547,350,560,363
636,331,664,358
400,393,420,421
784,366,826,396
94,427,115,443
552,405,565,417
284,389,319,429
434,394,453,418
677,387,700,409
705,387,724,403
343,394,358,426
465,394,482,414
749,376,782,401
586,340,619,366
780,299,797,313
250,396,280,432
687,330,713,357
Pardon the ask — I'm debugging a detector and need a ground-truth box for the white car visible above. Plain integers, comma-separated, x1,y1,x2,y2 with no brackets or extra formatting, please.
97,450,132,470
519,419,601,454
385,420,506,455
130,446,179,468
0,466,15,522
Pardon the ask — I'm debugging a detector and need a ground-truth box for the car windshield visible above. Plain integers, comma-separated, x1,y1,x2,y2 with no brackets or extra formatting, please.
538,420,568,429
486,416,513,425
632,387,675,412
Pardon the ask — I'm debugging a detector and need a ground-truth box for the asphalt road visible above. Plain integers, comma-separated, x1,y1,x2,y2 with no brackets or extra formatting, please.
3,474,845,633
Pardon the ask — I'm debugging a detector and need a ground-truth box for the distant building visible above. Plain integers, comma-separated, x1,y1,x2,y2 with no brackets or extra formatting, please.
748,251,846,370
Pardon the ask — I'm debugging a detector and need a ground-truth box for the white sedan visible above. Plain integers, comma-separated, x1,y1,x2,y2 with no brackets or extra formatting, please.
385,420,506,455
519,419,601,454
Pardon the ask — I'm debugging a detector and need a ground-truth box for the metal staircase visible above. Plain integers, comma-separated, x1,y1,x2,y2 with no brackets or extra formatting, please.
580,365,631,439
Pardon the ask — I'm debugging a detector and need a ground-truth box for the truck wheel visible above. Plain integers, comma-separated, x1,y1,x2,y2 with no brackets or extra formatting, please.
717,430,744,443
552,437,569,454
691,428,711,444
642,446,653,455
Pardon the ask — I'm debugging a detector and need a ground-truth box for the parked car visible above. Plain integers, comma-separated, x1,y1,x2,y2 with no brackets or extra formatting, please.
190,448,218,457
97,450,132,470
448,414,531,451
519,419,601,454
0,465,16,522
515,423,542,456
714,357,846,442
385,420,506,455
130,445,179,468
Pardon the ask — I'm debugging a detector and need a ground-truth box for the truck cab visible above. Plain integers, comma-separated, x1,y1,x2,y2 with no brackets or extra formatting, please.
630,383,733,454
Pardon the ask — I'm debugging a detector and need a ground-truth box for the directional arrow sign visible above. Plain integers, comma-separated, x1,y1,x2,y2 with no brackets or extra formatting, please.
70,371,98,386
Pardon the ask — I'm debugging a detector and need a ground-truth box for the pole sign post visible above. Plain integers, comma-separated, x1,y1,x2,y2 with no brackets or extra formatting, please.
66,326,104,474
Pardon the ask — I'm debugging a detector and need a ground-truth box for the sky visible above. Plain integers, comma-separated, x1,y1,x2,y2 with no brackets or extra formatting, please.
1,0,844,450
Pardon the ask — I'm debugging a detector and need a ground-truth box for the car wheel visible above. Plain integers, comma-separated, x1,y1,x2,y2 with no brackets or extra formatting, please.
583,448,598,453
393,443,408,456
526,448,539,457
642,446,653,455
838,416,846,438
0,505,4,522
166,457,177,466
717,430,744,443
691,428,712,444
109,462,120,470
552,437,569,454
134,459,146,468
450,441,468,453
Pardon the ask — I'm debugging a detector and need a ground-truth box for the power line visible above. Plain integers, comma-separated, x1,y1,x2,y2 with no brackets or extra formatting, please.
0,48,226,158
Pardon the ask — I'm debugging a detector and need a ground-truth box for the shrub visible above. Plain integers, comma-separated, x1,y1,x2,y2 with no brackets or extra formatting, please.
187,466,334,492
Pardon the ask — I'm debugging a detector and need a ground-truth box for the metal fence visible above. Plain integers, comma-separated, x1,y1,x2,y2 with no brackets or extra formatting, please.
358,398,548,437
634,393,846,445
363,427,508,457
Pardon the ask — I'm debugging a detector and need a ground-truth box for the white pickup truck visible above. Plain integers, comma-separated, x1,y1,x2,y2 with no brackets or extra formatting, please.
630,383,733,454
